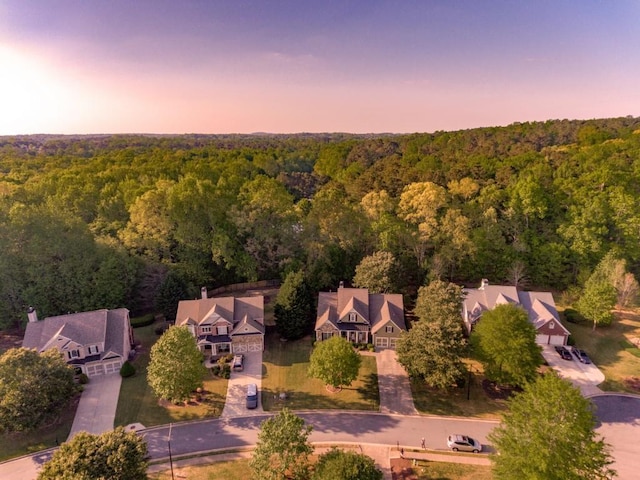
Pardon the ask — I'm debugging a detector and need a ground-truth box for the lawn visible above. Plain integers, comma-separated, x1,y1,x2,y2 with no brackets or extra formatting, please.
261,334,379,411
149,458,252,480
411,359,508,419
392,457,493,480
114,321,229,428
563,309,640,393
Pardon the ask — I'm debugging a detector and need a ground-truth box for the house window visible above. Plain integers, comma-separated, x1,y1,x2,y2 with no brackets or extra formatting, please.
385,326,394,333
87,345,99,355
67,349,80,359
217,325,228,335
201,326,212,334
549,322,555,329
322,332,333,340
349,313,357,322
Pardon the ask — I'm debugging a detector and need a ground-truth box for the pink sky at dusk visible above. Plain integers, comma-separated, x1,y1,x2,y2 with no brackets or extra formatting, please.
1,1,639,135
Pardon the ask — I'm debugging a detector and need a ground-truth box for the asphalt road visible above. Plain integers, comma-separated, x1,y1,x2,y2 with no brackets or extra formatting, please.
142,411,499,460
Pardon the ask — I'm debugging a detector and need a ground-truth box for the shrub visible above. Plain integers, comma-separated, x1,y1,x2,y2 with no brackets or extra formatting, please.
367,344,375,352
221,364,231,379
77,373,89,384
120,361,136,378
566,336,576,346
130,314,155,328
154,324,169,335
563,308,585,324
210,365,221,376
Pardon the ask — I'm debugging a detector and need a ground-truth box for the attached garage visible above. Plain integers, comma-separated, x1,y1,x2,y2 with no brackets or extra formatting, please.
103,360,122,374
85,364,104,377
536,334,567,346
375,337,389,348
233,333,263,353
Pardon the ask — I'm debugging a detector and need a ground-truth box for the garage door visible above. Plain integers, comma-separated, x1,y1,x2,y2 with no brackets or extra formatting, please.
375,337,388,348
549,335,566,346
389,338,398,349
234,343,248,353
86,364,104,377
247,342,262,352
536,334,549,345
104,361,122,375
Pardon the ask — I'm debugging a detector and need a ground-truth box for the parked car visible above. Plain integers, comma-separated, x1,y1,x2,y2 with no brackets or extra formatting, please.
232,354,244,371
571,347,591,364
447,434,482,453
554,345,573,361
246,383,258,409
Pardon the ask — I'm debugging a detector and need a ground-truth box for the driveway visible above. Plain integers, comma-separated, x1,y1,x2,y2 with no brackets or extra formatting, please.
374,349,417,415
220,350,263,418
68,373,122,439
541,345,605,396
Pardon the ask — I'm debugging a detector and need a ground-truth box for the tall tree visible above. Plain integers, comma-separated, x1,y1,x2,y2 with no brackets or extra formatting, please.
249,408,313,480
352,251,397,293
576,279,617,330
313,448,383,480
274,270,314,340
147,326,206,403
471,304,542,387
38,427,148,480
489,373,616,480
0,348,76,433
397,280,467,389
308,336,362,390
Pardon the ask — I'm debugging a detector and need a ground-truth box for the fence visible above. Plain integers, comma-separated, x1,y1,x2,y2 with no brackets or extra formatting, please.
207,279,280,297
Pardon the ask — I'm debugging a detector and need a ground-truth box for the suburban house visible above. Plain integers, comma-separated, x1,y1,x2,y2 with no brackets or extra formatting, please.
175,288,265,355
462,279,570,345
22,307,134,377
315,285,406,349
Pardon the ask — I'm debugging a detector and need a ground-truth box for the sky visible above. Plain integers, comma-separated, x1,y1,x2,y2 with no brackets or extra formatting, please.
0,0,639,135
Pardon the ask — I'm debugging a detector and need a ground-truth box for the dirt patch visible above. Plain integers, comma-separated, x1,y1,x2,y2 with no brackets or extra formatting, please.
482,380,520,400
623,377,640,391
0,331,24,354
391,458,420,479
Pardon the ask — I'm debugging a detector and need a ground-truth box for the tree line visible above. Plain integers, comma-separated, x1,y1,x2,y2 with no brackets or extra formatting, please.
1,116,640,328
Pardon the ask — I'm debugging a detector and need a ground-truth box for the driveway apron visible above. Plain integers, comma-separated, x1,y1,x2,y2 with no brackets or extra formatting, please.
220,350,264,418
541,345,605,396
68,373,122,439
375,349,417,415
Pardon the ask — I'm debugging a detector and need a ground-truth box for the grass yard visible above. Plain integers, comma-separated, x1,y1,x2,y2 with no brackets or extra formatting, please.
392,457,493,480
261,334,379,411
149,458,252,480
114,322,228,428
411,360,507,419
563,309,640,393
0,395,78,462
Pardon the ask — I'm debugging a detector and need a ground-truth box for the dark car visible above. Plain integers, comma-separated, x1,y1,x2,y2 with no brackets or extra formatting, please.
554,345,573,361
571,347,591,364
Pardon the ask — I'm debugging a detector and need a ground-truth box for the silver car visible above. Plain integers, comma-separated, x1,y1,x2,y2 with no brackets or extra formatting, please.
447,434,482,453
246,383,258,409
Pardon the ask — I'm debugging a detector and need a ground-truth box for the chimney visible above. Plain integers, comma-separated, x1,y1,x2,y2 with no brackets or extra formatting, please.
479,279,489,290
339,281,344,289
27,307,38,323
201,287,208,299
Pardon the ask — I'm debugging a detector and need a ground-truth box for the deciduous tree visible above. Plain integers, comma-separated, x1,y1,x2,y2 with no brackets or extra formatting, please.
471,304,542,387
489,373,616,480
308,336,362,390
352,251,397,293
38,426,148,480
313,448,383,480
0,348,76,433
147,326,206,403
249,408,313,480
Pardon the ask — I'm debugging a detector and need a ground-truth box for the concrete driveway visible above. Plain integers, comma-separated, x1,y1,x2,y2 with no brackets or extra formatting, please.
541,345,605,396
68,373,122,439
220,351,263,418
374,349,417,415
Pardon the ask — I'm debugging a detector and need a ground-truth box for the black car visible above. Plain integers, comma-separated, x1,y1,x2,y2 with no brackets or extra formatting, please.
571,346,591,364
554,345,573,361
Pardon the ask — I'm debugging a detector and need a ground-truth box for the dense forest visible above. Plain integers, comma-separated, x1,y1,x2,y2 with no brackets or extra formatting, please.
1,117,639,329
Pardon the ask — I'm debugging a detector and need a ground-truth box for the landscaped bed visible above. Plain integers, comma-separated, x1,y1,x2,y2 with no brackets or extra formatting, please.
261,334,380,411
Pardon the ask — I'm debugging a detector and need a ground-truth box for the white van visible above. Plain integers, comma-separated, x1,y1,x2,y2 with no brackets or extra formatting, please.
246,383,258,409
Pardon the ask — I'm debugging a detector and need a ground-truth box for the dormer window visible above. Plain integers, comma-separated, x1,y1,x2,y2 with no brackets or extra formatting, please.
87,345,99,355
67,349,80,359
385,325,394,333
217,325,228,335
349,313,357,322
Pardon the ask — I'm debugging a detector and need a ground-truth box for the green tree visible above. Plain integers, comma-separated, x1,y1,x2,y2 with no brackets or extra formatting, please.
0,348,76,433
471,304,542,387
147,326,206,403
576,279,616,330
274,270,314,340
308,336,362,390
249,408,313,480
489,373,616,480
397,280,467,389
155,269,190,322
38,426,148,480
313,448,383,480
352,251,397,293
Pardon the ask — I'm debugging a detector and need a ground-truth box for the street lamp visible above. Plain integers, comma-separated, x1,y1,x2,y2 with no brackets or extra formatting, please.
466,365,473,401
168,423,175,480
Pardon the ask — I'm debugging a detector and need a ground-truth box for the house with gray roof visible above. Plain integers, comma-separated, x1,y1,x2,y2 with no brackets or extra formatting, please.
175,288,265,355
315,286,406,349
22,307,134,377
462,279,570,345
